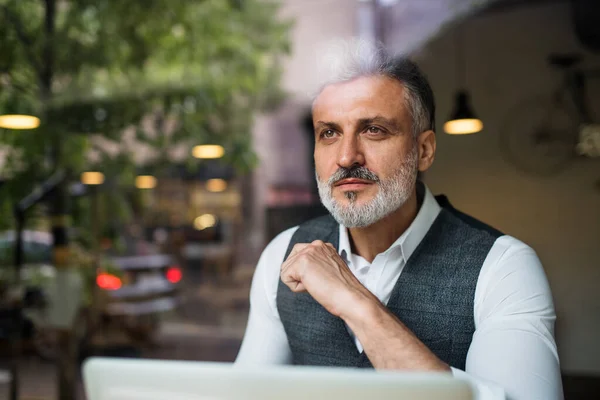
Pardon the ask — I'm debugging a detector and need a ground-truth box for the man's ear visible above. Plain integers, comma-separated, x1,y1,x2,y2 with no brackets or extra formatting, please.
417,130,436,172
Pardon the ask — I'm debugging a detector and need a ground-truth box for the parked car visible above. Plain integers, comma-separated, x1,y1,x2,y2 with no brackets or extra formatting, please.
99,253,182,317
92,252,183,346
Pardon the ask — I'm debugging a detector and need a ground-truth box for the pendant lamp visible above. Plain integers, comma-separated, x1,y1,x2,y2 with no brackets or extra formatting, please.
444,25,483,135
0,93,40,130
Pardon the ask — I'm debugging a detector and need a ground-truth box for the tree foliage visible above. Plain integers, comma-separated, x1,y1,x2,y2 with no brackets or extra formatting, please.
0,0,291,230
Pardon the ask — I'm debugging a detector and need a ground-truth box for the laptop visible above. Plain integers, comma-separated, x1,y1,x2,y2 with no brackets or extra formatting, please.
83,357,473,400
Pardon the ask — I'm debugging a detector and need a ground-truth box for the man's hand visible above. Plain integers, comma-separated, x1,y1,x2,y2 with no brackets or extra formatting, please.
280,239,449,372
280,240,376,318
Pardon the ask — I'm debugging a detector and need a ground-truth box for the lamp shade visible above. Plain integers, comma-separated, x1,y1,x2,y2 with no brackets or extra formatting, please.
192,145,224,159
444,91,483,135
0,94,41,130
81,171,105,185
135,175,157,189
0,114,40,130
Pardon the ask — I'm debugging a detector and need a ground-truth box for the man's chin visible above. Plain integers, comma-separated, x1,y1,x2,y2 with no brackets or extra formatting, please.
335,193,375,208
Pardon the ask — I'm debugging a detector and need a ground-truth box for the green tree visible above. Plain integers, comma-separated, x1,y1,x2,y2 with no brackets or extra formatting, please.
0,0,291,230
0,1,290,399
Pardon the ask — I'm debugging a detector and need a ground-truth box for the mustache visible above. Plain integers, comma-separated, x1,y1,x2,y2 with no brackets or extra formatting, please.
327,166,380,186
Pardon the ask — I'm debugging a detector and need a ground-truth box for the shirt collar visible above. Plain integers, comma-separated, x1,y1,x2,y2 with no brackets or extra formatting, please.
338,183,442,264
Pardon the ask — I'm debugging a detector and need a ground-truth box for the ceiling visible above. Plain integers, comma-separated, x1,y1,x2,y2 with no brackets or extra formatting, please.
378,0,569,55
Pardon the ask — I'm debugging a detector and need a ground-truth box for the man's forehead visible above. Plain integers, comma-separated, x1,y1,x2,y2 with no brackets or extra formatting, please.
312,75,406,119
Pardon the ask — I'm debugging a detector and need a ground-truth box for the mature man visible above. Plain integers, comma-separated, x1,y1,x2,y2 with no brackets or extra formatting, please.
236,41,562,400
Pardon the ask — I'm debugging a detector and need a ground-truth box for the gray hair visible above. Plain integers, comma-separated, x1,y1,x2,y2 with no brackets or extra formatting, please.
313,40,435,137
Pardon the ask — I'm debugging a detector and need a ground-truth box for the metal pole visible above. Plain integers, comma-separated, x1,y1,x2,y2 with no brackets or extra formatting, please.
88,185,100,336
52,185,75,400
9,208,25,400
8,170,66,400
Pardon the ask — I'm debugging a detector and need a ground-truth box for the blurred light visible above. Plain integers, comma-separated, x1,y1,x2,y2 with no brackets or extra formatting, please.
165,266,183,284
81,171,105,185
0,114,40,130
192,145,224,159
135,175,157,189
206,179,227,192
444,119,483,135
96,273,121,290
194,214,217,230
444,91,483,135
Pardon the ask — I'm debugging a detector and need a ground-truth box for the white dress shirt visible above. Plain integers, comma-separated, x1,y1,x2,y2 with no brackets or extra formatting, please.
236,186,563,400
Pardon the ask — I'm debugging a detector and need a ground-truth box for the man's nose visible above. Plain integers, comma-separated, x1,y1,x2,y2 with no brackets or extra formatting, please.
337,134,365,169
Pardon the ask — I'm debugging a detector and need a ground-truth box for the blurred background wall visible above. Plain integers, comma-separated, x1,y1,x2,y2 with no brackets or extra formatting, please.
248,0,359,255
418,1,600,375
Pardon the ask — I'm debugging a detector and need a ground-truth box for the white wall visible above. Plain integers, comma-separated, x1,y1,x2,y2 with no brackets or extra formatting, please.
416,3,600,374
248,0,359,252
261,0,360,189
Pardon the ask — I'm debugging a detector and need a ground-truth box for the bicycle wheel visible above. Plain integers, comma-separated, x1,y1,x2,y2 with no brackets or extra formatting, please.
499,95,579,176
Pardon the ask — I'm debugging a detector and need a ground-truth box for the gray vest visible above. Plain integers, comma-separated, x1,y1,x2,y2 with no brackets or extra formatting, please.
276,202,501,370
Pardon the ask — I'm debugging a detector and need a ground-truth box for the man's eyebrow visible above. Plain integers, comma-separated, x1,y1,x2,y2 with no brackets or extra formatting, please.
313,116,402,133
357,116,401,130
314,121,342,130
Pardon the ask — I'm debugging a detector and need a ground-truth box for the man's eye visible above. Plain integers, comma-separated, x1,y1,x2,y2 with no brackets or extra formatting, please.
367,126,383,134
321,129,336,139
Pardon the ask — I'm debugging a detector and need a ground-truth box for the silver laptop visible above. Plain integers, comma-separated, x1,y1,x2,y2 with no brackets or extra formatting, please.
83,357,473,400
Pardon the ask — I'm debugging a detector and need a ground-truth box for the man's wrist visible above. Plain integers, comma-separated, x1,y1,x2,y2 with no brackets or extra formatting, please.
338,289,383,330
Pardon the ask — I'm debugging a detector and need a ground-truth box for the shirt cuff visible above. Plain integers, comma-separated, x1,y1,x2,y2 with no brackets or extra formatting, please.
451,367,506,400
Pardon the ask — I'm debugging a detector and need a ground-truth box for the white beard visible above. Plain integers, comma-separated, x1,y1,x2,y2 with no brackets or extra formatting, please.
317,147,418,228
